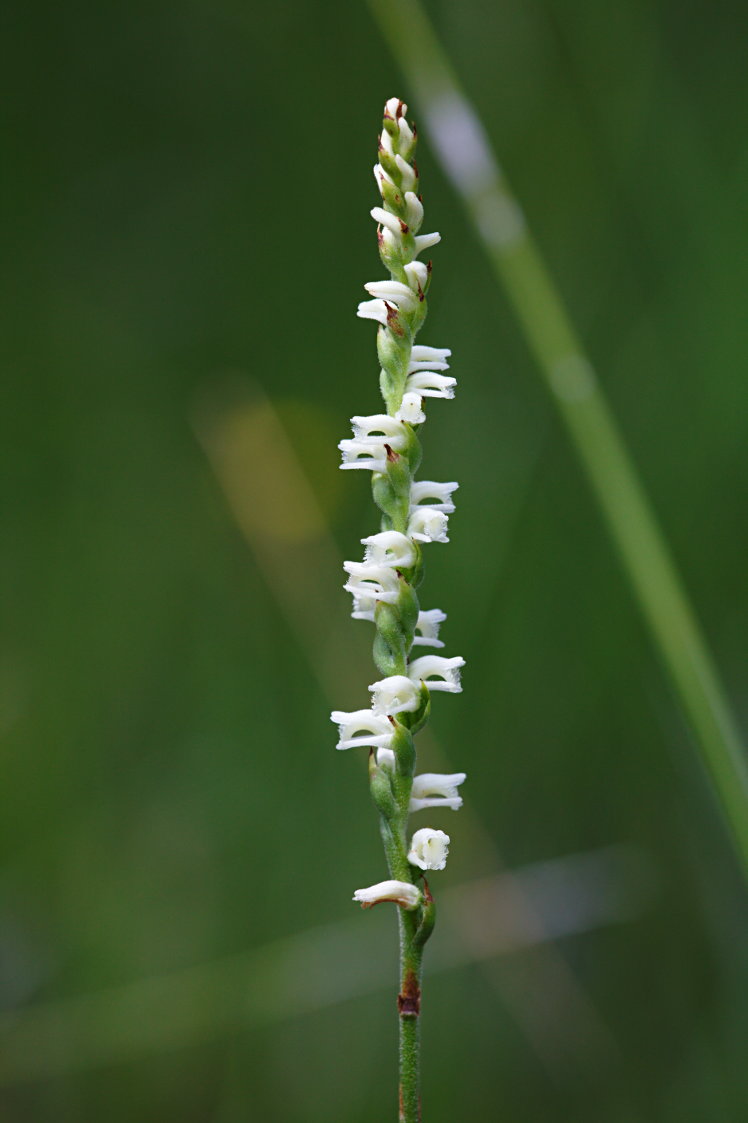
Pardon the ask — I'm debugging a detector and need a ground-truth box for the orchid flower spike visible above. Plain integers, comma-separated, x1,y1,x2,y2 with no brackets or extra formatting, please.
333,103,467,1100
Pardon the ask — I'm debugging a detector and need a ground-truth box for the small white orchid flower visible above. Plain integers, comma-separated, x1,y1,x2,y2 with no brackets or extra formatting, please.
413,231,441,256
339,414,408,472
362,530,416,568
404,191,424,230
379,225,401,258
395,392,426,424
408,828,450,871
409,345,451,370
364,280,418,311
331,709,394,751
356,298,392,326
373,162,396,192
353,880,421,910
343,561,401,605
351,414,408,443
338,436,389,472
413,609,447,648
404,261,429,294
371,206,403,235
378,128,395,156
410,773,466,813
394,153,417,192
408,655,465,692
405,371,457,400
369,674,421,716
397,115,415,148
407,507,450,543
410,480,459,514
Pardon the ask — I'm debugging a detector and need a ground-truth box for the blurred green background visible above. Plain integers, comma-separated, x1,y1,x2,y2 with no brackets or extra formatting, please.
3,0,748,1119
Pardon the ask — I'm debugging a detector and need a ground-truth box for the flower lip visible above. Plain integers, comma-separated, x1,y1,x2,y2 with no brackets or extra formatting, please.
405,371,457,400
410,480,459,514
407,507,450,543
407,655,465,692
410,772,466,813
395,392,426,425
331,708,395,751
361,530,416,568
369,674,420,716
343,561,401,605
408,828,450,871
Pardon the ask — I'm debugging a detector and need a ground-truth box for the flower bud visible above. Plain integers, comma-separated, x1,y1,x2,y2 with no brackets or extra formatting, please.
353,880,422,910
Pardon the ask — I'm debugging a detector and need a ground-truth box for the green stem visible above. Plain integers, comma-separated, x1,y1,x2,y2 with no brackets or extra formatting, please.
367,0,748,882
397,908,423,1123
379,814,423,1120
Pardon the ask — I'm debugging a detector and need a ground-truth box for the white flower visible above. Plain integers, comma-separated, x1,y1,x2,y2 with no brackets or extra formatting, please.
384,95,404,118
413,232,441,256
407,507,450,543
369,674,420,716
413,608,447,648
364,280,418,311
339,414,408,472
409,346,452,371
338,436,388,472
378,128,394,157
373,162,396,194
404,191,424,230
395,392,426,425
331,709,394,751
353,879,421,910
410,772,466,813
356,298,392,326
408,655,465,692
408,828,450,871
404,261,428,295
398,115,415,148
362,530,416,568
370,206,403,236
343,561,401,605
394,154,417,192
349,414,405,440
405,371,457,400
410,480,459,514
378,225,401,258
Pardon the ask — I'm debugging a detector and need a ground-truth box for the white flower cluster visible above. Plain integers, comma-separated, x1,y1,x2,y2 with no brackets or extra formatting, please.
336,98,466,910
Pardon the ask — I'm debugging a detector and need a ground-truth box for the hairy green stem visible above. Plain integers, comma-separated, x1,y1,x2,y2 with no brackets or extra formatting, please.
368,0,748,882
